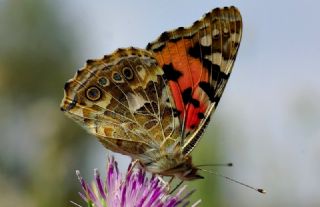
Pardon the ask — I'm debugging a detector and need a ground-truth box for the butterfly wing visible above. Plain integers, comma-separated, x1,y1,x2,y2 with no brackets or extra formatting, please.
61,48,181,159
146,6,242,155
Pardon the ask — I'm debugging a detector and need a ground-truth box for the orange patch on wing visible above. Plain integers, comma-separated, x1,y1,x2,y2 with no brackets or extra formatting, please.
153,38,211,131
185,98,208,130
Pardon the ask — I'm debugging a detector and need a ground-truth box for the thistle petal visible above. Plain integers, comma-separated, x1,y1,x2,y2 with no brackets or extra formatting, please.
73,157,200,207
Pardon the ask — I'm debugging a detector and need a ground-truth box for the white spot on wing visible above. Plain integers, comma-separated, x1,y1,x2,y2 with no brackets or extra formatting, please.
212,29,220,37
205,53,221,63
200,35,212,47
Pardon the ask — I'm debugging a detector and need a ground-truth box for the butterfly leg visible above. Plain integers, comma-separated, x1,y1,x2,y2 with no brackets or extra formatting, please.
128,159,140,172
156,176,175,192
156,175,171,191
120,159,141,186
169,180,184,194
166,176,175,191
156,175,167,186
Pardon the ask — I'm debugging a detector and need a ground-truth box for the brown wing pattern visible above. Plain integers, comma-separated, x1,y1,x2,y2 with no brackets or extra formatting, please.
146,6,242,155
61,48,181,158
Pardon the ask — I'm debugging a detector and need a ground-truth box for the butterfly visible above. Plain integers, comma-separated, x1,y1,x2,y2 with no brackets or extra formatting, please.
61,6,242,180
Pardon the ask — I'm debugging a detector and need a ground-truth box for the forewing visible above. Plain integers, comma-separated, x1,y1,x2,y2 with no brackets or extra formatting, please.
146,6,242,155
60,48,181,158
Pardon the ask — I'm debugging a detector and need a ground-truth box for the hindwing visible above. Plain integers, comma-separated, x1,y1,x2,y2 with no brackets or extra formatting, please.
61,48,181,158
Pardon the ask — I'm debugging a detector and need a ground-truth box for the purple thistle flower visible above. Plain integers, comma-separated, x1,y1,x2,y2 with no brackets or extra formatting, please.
72,157,201,207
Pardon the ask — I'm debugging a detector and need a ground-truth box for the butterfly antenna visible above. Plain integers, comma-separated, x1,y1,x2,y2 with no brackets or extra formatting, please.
198,167,266,194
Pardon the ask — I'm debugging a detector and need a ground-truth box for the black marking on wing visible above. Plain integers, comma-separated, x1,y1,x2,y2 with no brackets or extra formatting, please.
190,99,200,108
163,63,183,81
172,108,181,117
182,87,200,108
197,112,205,119
182,87,192,105
199,81,215,102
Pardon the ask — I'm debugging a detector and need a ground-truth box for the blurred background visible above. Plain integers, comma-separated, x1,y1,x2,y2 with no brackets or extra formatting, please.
0,0,319,206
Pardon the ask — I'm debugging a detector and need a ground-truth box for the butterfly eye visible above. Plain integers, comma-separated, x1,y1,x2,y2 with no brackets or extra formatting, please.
112,72,123,82
122,67,134,80
98,77,109,86
86,86,101,101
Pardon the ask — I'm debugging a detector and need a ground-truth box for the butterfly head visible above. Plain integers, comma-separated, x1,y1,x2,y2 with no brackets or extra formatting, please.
173,155,204,181
179,168,203,180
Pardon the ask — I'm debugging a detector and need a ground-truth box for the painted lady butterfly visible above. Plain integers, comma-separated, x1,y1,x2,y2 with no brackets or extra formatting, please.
61,6,242,180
